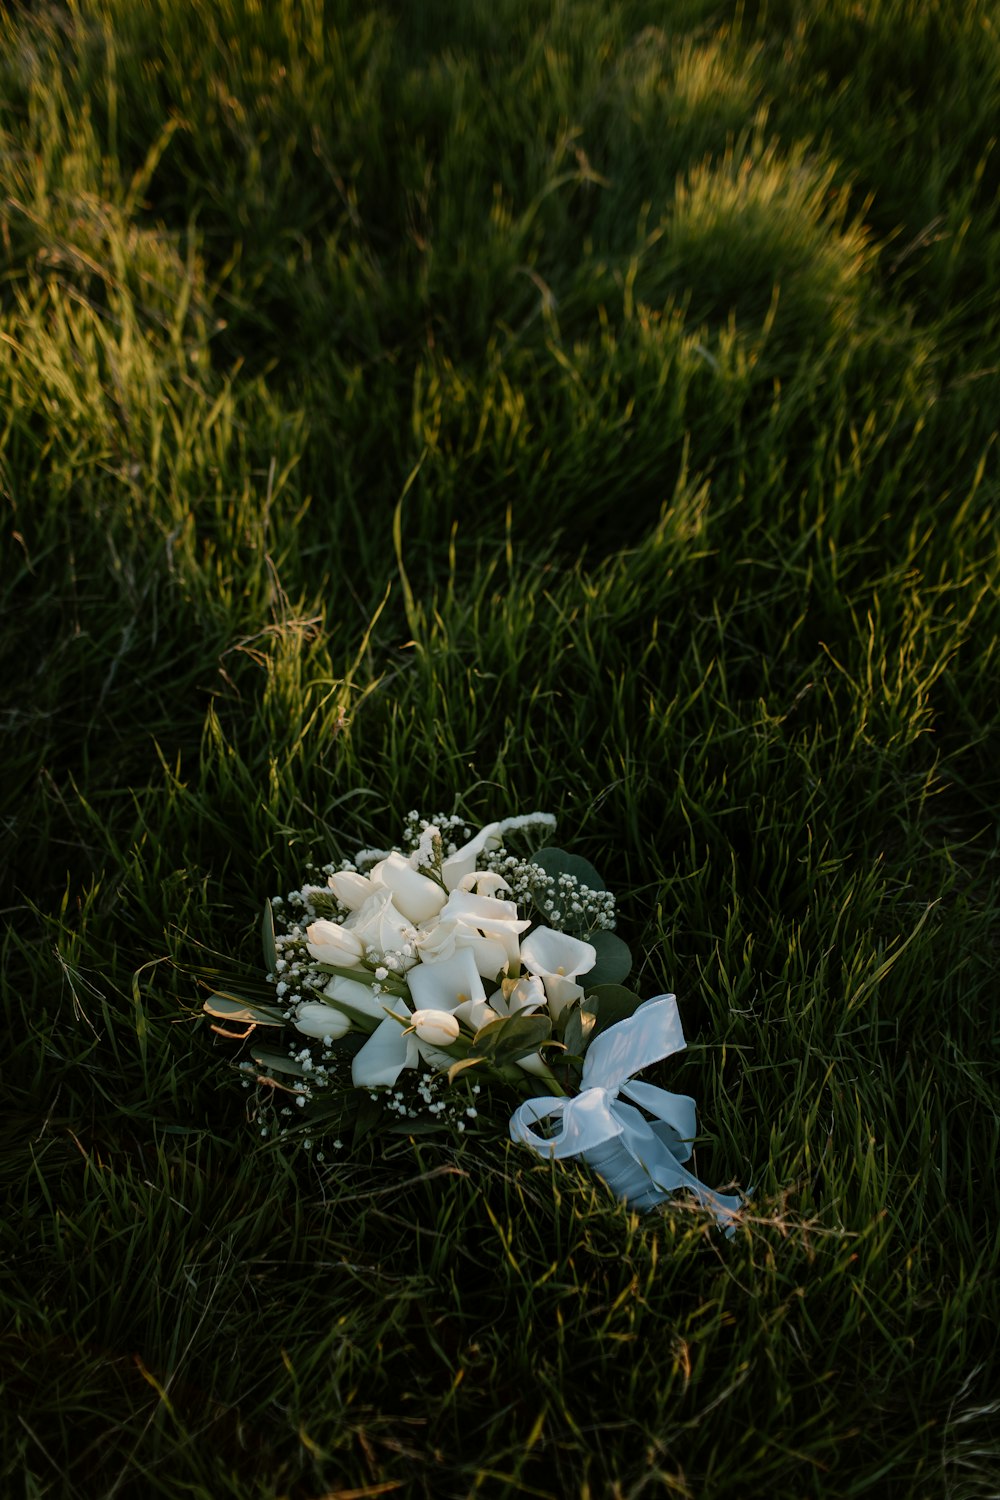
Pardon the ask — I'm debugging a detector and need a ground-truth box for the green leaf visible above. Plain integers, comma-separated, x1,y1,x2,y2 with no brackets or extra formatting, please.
471,1012,552,1067
261,899,279,974
352,1089,383,1145
531,846,607,892
562,1002,596,1057
583,985,645,1038
581,929,632,986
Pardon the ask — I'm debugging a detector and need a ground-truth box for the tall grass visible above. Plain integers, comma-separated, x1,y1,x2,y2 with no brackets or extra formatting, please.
2,1,999,1495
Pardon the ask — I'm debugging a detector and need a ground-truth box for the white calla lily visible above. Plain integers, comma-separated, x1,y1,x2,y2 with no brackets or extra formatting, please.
514,1050,559,1079
440,821,504,890
322,974,389,1023
489,973,546,1017
351,1011,418,1087
520,926,597,1019
457,870,511,898
407,947,485,1013
453,997,498,1031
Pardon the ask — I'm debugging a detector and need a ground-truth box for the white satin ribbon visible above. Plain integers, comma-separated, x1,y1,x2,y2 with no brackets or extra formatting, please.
509,994,742,1233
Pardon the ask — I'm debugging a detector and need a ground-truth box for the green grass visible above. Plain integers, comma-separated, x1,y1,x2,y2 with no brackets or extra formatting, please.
2,0,999,1495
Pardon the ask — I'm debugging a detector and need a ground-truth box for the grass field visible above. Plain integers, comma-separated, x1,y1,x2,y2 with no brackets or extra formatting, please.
3,1,999,1495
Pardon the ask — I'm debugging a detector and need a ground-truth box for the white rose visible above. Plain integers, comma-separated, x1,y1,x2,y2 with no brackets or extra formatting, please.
412,916,460,964
436,890,531,978
345,890,417,965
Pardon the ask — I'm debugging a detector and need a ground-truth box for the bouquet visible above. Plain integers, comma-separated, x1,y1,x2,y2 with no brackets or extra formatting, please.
204,810,741,1231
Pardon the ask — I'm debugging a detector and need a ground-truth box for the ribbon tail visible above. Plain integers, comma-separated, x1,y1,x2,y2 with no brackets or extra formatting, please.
642,1150,743,1237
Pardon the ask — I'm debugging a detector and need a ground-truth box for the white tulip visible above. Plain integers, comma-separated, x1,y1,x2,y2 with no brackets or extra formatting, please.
326,869,375,912
409,1009,460,1046
293,1003,352,1041
306,919,366,967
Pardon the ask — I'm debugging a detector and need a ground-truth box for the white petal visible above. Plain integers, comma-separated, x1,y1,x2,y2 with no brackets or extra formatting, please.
322,974,388,1023
457,871,511,897
326,870,374,912
514,1050,557,1078
406,948,485,1011
539,974,583,1021
520,926,596,981
293,1003,351,1041
440,821,504,891
345,890,417,964
306,920,366,966
412,916,460,964
454,998,498,1031
351,1013,417,1087
490,974,546,1017
460,932,512,980
370,851,448,925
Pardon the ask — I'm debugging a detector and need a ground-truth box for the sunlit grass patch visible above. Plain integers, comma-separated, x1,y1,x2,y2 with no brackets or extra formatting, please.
2,0,999,1495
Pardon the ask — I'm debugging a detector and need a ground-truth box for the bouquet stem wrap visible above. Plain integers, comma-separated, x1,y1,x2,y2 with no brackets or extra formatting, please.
509,995,741,1234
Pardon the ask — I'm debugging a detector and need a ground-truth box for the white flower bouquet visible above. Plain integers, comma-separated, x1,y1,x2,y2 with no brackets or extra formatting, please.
204,810,741,1230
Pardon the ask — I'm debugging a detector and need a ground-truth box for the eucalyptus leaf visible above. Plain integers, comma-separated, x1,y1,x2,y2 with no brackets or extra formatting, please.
583,984,645,1037
250,1047,309,1077
581,928,632,986
562,1003,596,1057
204,993,286,1026
531,846,607,892
261,900,279,974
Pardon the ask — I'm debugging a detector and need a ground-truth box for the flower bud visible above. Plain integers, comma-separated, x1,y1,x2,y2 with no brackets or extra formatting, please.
409,1009,460,1047
293,1003,351,1041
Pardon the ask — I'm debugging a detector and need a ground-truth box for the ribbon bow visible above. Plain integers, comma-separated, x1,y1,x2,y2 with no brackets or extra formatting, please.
509,994,742,1233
